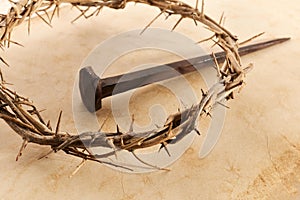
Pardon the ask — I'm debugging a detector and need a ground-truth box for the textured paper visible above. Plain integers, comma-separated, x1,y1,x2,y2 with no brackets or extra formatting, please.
0,1,299,199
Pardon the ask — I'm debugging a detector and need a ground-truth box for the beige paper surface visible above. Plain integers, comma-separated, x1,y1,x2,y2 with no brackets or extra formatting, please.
0,1,299,199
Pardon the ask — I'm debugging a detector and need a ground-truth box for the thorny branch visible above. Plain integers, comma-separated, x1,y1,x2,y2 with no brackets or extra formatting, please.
0,0,251,170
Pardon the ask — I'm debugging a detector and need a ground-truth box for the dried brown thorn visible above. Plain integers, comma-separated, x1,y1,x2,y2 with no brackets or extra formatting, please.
140,9,165,35
55,110,63,135
16,139,28,161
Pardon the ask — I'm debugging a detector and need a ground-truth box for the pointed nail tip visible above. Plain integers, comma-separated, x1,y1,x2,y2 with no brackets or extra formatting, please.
258,37,291,48
274,37,291,43
283,37,291,41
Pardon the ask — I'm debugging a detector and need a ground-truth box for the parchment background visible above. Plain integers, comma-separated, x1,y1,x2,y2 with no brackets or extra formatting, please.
0,0,299,199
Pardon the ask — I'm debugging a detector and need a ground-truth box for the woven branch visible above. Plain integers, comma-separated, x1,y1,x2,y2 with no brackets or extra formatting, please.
0,0,249,171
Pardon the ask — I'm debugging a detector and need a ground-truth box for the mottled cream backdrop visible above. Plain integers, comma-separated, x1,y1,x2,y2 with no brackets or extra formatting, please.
0,0,299,199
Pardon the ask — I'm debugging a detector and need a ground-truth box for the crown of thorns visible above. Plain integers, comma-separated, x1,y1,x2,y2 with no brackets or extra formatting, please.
0,0,261,172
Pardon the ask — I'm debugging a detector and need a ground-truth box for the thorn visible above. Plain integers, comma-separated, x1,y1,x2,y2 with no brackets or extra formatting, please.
217,101,230,109
7,32,11,49
16,139,28,161
50,4,57,22
35,12,52,28
2,81,13,86
132,151,170,171
0,56,9,67
0,69,4,82
219,12,225,25
210,39,220,49
207,112,212,118
196,34,215,44
194,128,201,135
201,88,206,97
164,12,172,20
140,10,165,35
116,125,120,134
201,0,205,18
38,109,46,113
71,12,85,23
38,149,54,160
95,6,103,16
27,3,33,35
56,3,60,17
195,0,199,10
239,32,265,46
72,6,89,23
73,6,86,21
43,10,51,22
69,159,86,178
212,52,221,77
159,143,171,157
171,16,183,31
55,111,62,135
243,63,254,74
46,120,52,131
193,18,198,26
28,20,31,35
65,132,71,137
8,40,24,47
